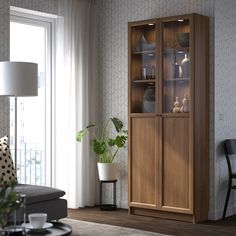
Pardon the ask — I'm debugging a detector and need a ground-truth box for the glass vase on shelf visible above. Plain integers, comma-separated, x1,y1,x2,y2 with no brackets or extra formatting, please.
141,65,147,80
181,53,189,78
173,56,180,78
142,85,155,113
135,34,148,52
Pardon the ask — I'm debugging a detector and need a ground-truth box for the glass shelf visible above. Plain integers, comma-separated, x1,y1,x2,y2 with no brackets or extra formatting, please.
132,79,156,84
132,50,156,56
163,47,189,55
164,78,189,82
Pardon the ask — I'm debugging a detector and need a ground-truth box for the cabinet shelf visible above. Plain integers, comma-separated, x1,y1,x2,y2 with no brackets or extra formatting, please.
132,79,156,84
164,78,189,82
164,47,189,54
162,113,190,117
130,113,156,117
132,50,156,55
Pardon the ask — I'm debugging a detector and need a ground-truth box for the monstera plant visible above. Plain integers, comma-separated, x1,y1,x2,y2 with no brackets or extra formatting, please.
76,117,128,180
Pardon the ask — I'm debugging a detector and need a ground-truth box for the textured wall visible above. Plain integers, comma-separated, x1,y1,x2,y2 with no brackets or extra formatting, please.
0,1,58,135
214,0,236,220
97,0,215,216
0,0,10,136
10,0,58,14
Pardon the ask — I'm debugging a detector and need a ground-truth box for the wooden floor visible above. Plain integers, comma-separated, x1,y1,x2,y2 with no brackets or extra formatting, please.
68,207,236,236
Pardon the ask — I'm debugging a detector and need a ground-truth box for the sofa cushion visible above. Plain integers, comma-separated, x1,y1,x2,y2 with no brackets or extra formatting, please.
15,184,65,204
0,135,17,186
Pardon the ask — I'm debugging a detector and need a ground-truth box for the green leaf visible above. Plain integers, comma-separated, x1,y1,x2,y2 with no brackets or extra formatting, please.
111,117,123,133
123,129,128,135
76,130,85,142
108,138,116,146
115,135,127,148
92,140,106,155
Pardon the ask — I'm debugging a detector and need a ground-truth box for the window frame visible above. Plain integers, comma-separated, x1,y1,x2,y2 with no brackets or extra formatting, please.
10,6,56,187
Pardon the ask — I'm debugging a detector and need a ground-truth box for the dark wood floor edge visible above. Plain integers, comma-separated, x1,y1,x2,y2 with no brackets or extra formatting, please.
67,207,236,236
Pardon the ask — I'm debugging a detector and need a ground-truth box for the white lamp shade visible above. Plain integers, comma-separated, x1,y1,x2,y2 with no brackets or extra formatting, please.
0,61,38,96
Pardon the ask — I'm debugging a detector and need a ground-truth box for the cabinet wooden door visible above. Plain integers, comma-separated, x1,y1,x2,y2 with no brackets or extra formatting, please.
159,117,193,213
129,117,158,208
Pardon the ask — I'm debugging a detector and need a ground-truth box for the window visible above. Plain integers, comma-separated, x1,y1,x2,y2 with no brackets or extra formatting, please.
10,8,55,186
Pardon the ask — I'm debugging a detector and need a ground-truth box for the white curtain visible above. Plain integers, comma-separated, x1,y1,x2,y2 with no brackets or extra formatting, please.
54,0,98,208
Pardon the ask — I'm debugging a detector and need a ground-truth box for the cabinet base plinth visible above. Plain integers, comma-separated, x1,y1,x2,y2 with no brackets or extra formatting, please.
130,207,194,223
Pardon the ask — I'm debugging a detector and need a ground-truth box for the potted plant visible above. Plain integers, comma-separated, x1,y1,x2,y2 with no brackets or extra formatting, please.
76,117,128,181
0,181,23,230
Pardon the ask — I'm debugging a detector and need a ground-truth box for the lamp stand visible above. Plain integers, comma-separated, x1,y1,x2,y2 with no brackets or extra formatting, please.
14,96,17,173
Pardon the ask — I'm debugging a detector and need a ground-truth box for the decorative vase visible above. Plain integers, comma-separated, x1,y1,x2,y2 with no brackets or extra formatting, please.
181,94,189,113
173,60,180,78
97,163,118,181
135,34,148,52
181,53,189,78
173,97,181,113
142,85,155,113
177,32,189,47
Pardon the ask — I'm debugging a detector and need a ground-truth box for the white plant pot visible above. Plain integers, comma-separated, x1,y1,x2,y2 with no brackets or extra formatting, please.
97,163,118,181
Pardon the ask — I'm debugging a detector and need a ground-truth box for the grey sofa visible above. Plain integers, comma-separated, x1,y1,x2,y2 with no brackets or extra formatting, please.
14,184,67,221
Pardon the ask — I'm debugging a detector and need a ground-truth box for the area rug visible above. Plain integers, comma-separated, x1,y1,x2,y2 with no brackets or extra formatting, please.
62,218,171,236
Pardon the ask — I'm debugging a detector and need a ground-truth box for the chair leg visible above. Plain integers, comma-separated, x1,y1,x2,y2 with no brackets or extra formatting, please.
222,180,232,219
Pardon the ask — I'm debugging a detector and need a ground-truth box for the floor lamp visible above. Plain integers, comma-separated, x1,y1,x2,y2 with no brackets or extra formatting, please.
0,61,38,173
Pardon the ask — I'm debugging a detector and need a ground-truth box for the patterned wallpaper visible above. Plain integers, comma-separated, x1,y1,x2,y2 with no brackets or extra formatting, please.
97,0,216,217
214,0,236,219
0,0,10,136
10,0,58,14
0,0,57,143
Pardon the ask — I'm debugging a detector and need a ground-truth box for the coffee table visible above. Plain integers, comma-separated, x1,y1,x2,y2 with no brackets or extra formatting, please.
26,222,72,235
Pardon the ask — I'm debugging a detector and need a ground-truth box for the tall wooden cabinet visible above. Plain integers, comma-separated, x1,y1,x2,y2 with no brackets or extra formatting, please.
128,14,209,223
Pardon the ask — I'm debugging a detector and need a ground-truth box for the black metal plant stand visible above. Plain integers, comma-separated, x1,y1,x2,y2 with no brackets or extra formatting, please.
99,180,117,211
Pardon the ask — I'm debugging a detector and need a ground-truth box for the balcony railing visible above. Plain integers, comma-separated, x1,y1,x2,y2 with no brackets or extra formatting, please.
11,144,45,186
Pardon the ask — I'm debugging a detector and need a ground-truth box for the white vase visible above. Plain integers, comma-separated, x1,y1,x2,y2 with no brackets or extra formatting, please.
97,163,118,181
181,53,189,78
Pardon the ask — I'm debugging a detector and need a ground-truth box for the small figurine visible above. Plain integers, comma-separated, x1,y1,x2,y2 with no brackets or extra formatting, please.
173,97,181,113
181,94,189,113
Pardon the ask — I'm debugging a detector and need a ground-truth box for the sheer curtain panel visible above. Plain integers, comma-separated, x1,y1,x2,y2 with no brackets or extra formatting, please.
54,0,98,208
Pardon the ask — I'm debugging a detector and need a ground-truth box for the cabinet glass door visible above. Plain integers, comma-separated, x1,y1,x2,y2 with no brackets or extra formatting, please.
130,22,157,113
162,19,190,114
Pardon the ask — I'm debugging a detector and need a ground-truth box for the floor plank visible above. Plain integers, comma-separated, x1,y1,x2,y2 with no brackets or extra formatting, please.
68,207,236,236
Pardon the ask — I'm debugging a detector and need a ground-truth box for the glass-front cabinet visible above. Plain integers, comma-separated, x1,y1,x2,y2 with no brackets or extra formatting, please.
129,14,209,223
129,18,191,115
162,19,190,114
129,20,157,114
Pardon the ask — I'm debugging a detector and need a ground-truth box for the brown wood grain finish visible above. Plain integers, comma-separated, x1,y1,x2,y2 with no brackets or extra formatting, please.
130,117,157,206
161,117,192,213
131,207,193,222
157,20,162,116
128,14,209,223
193,13,209,223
